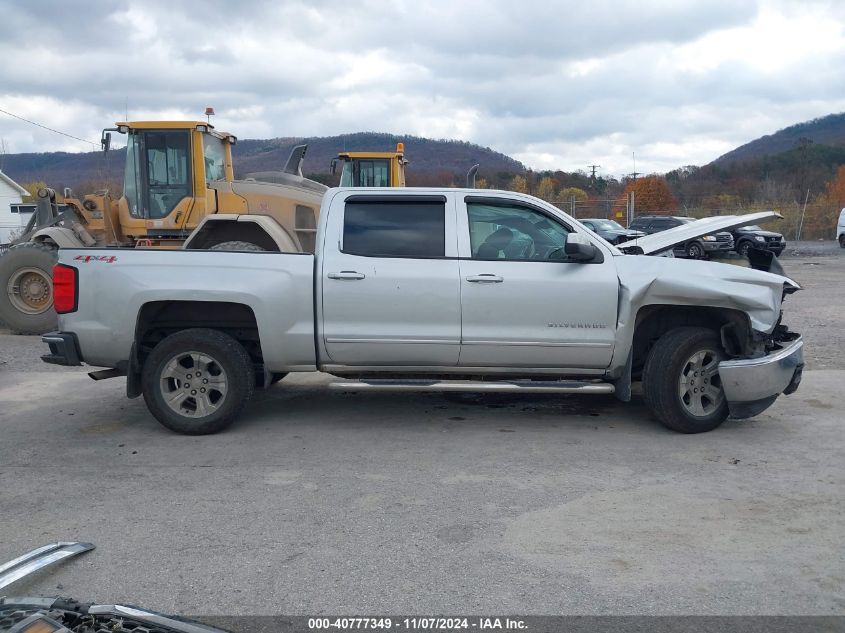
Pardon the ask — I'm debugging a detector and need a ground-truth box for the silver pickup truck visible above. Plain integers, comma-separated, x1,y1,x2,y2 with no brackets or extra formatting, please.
41,188,804,435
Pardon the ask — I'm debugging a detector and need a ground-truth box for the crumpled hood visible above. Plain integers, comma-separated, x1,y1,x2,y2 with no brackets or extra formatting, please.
614,255,800,333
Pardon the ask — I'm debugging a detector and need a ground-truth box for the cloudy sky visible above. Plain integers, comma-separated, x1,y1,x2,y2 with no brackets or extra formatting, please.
1,0,843,176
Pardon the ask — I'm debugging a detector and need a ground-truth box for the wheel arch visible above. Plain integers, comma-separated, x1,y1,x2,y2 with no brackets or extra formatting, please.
182,215,298,252
30,227,86,249
631,304,753,376
130,300,265,396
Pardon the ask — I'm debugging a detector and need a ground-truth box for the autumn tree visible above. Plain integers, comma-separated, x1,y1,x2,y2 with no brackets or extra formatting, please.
825,165,845,207
20,181,48,202
558,187,589,203
509,175,529,194
535,176,557,202
623,176,677,214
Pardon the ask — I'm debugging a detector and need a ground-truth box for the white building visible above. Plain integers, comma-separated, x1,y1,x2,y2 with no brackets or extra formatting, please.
0,171,30,244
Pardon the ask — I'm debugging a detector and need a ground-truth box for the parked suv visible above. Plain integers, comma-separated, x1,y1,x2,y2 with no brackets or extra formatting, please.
628,215,734,258
731,224,786,256
580,218,646,244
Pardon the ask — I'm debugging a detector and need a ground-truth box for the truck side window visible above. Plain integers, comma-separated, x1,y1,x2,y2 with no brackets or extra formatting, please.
467,202,569,260
343,200,445,258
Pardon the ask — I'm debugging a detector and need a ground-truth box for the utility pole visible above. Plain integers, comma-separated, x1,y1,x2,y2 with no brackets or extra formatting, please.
588,164,600,179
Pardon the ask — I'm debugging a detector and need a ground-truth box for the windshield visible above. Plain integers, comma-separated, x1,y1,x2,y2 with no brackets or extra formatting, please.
340,158,391,187
590,220,624,231
740,225,762,231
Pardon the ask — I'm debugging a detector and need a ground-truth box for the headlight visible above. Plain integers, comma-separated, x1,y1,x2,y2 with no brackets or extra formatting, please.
702,235,716,241
755,235,765,242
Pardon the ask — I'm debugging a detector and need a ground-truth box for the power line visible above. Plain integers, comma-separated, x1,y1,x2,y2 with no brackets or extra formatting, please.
0,106,98,148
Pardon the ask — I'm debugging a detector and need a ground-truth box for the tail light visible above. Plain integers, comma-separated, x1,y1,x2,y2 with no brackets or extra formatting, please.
53,264,78,313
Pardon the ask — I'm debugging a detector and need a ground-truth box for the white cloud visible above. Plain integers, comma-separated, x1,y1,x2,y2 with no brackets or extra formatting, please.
0,0,843,176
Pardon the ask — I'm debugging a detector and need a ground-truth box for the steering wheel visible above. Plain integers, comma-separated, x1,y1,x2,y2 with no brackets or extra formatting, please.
545,246,567,260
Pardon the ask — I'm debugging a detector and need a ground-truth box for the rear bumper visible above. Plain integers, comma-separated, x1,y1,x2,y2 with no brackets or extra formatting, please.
41,331,82,366
719,337,804,419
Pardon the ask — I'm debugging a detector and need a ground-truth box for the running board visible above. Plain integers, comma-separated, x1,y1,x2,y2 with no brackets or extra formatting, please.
328,379,615,395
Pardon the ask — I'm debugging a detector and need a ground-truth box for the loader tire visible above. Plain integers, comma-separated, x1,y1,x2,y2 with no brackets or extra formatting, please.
209,241,265,252
142,328,255,435
0,242,58,334
642,326,729,434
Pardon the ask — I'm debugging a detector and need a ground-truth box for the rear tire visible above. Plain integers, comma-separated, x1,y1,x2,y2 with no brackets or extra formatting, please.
0,242,58,334
142,328,254,435
209,241,265,252
839,234,845,248
642,326,729,433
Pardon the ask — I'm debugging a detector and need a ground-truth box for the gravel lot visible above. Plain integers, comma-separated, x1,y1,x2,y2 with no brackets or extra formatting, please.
0,243,843,617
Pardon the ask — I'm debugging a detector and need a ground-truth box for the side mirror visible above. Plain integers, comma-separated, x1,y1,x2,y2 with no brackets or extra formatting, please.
564,233,598,262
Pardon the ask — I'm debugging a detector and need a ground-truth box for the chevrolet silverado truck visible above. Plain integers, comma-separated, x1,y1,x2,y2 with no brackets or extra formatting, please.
41,188,804,435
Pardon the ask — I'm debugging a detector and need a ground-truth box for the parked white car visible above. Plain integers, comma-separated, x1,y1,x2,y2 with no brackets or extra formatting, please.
838,207,845,248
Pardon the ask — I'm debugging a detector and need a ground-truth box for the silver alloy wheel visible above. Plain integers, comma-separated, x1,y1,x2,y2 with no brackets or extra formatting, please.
739,241,751,256
7,267,52,314
678,349,724,417
159,351,228,417
688,243,702,258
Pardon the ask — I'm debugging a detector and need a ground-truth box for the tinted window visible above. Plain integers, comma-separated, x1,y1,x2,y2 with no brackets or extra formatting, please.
343,200,445,258
629,218,649,230
650,218,677,230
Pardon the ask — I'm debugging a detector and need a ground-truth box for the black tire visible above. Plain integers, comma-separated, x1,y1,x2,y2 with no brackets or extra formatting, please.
209,241,265,252
686,242,704,259
737,240,752,257
270,372,288,385
142,328,254,435
0,242,58,334
839,234,845,248
642,326,729,433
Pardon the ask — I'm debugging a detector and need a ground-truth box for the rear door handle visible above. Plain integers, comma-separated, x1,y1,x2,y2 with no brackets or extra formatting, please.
328,271,366,280
465,274,503,283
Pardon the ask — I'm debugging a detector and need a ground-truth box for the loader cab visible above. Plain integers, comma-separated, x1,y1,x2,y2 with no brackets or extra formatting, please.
110,121,236,241
332,143,408,188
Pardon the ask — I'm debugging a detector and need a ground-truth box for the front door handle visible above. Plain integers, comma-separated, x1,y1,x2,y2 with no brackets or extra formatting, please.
465,274,504,283
328,271,366,280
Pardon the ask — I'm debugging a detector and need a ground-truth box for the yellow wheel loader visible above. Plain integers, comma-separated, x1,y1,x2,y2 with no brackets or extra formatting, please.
331,143,408,187
0,120,327,334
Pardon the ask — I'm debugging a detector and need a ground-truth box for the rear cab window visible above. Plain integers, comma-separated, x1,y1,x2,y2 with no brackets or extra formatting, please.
342,198,447,258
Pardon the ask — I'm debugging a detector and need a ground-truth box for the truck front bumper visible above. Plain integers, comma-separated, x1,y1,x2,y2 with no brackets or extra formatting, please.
718,336,804,419
41,331,82,366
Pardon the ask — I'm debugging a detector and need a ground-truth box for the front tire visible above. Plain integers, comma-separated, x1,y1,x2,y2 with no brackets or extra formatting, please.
839,234,845,248
642,327,729,433
0,242,58,334
686,242,704,259
142,328,255,435
737,240,752,257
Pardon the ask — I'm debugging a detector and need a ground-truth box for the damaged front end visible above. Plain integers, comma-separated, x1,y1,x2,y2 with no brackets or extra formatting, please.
614,250,804,420
0,543,229,633
718,281,804,419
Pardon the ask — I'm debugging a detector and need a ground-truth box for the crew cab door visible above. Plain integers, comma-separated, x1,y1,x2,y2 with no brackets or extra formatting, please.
320,193,461,366
457,196,618,370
